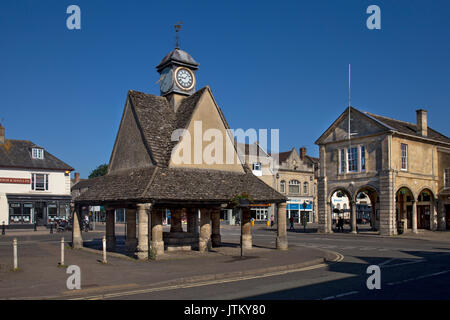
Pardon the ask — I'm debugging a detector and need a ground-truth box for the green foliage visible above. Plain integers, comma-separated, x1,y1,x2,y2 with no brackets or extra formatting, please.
88,164,108,179
229,192,253,208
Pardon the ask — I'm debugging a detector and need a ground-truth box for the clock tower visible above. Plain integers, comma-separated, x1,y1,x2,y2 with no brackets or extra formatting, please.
156,48,199,111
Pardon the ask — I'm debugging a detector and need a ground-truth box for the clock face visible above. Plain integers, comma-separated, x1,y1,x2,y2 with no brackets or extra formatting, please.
160,67,173,93
175,67,194,90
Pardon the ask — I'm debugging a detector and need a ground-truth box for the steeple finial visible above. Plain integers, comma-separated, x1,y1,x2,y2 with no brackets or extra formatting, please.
174,21,183,49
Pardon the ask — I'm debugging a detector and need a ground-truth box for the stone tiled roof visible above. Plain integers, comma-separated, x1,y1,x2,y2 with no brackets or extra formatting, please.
365,112,450,144
156,48,200,72
0,140,73,171
75,166,286,204
75,87,286,204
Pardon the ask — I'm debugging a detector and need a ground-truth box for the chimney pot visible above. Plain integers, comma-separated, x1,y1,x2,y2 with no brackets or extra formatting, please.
416,109,428,137
0,124,4,144
74,172,80,183
300,147,306,161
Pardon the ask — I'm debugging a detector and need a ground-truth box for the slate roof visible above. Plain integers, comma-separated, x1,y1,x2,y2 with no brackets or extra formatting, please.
156,48,200,72
365,112,450,144
0,140,73,171
75,87,286,204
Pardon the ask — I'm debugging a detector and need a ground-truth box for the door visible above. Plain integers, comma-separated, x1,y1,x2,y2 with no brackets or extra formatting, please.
417,205,430,230
446,205,450,230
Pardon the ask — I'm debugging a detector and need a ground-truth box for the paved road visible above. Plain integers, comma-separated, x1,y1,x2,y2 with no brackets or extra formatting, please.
1,226,449,300
104,228,450,300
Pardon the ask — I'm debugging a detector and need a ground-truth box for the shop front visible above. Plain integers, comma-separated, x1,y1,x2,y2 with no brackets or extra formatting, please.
6,194,71,228
287,198,314,223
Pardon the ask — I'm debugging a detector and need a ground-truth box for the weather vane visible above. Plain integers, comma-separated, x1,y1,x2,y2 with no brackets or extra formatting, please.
174,21,183,49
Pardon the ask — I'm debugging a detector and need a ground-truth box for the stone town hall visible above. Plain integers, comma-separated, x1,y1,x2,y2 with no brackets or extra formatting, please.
73,47,288,259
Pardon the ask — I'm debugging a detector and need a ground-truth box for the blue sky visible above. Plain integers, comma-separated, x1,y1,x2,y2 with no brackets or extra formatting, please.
1,0,449,178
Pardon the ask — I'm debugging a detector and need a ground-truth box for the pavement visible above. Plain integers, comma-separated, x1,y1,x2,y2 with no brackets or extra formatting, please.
0,228,337,300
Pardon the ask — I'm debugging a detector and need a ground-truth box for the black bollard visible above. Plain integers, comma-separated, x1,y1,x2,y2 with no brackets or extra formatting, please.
50,223,53,234
2,222,5,235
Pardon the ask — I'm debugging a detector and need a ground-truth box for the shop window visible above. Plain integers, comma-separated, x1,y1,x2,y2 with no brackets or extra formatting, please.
48,203,58,223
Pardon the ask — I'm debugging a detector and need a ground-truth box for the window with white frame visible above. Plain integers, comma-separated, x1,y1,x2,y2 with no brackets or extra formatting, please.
252,162,261,171
280,180,286,193
347,147,358,172
401,144,408,171
445,168,450,189
289,180,300,194
31,173,49,191
340,149,346,173
360,146,366,172
32,148,44,160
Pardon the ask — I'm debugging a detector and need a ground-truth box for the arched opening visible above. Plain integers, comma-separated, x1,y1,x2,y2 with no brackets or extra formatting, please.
355,186,379,232
417,189,434,230
395,187,415,231
330,188,352,232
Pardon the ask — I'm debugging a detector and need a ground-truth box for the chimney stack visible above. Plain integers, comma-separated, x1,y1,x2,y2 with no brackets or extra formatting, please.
0,124,4,144
74,172,80,183
416,109,428,137
300,147,306,161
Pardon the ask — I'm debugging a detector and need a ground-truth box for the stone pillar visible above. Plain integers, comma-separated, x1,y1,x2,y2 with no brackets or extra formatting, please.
170,208,184,233
125,208,137,252
199,208,212,252
106,209,116,250
438,199,446,231
412,200,418,234
351,201,357,234
71,204,83,249
276,202,288,250
241,207,252,250
136,203,150,260
317,176,330,233
379,172,397,236
187,208,199,234
430,199,438,231
211,207,221,247
150,208,164,257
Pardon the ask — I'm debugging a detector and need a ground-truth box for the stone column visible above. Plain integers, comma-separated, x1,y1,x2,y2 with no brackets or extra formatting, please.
170,208,184,233
276,202,288,250
211,207,221,247
187,208,199,234
351,201,357,234
379,172,397,236
106,209,116,250
199,208,212,252
71,204,83,249
241,207,252,250
150,208,164,257
136,203,150,260
412,199,418,234
438,199,446,231
125,208,137,252
430,199,438,231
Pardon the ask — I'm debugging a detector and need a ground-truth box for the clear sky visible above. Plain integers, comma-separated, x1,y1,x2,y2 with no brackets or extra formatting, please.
1,0,449,178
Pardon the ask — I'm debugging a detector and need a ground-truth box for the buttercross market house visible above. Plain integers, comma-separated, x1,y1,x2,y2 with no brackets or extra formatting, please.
73,47,289,259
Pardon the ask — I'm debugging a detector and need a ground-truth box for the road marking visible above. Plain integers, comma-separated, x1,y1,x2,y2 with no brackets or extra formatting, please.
321,290,359,300
379,258,397,266
387,269,450,286
381,259,425,269
71,263,332,300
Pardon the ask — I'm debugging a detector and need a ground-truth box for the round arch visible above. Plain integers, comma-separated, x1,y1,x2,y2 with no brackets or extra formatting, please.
396,186,415,231
328,187,354,233
354,185,379,231
416,188,436,230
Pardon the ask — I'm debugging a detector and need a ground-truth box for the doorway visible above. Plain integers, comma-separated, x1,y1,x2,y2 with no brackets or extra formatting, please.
417,205,430,230
445,205,450,230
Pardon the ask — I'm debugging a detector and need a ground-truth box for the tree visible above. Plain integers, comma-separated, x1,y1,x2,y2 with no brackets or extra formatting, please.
89,164,108,179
